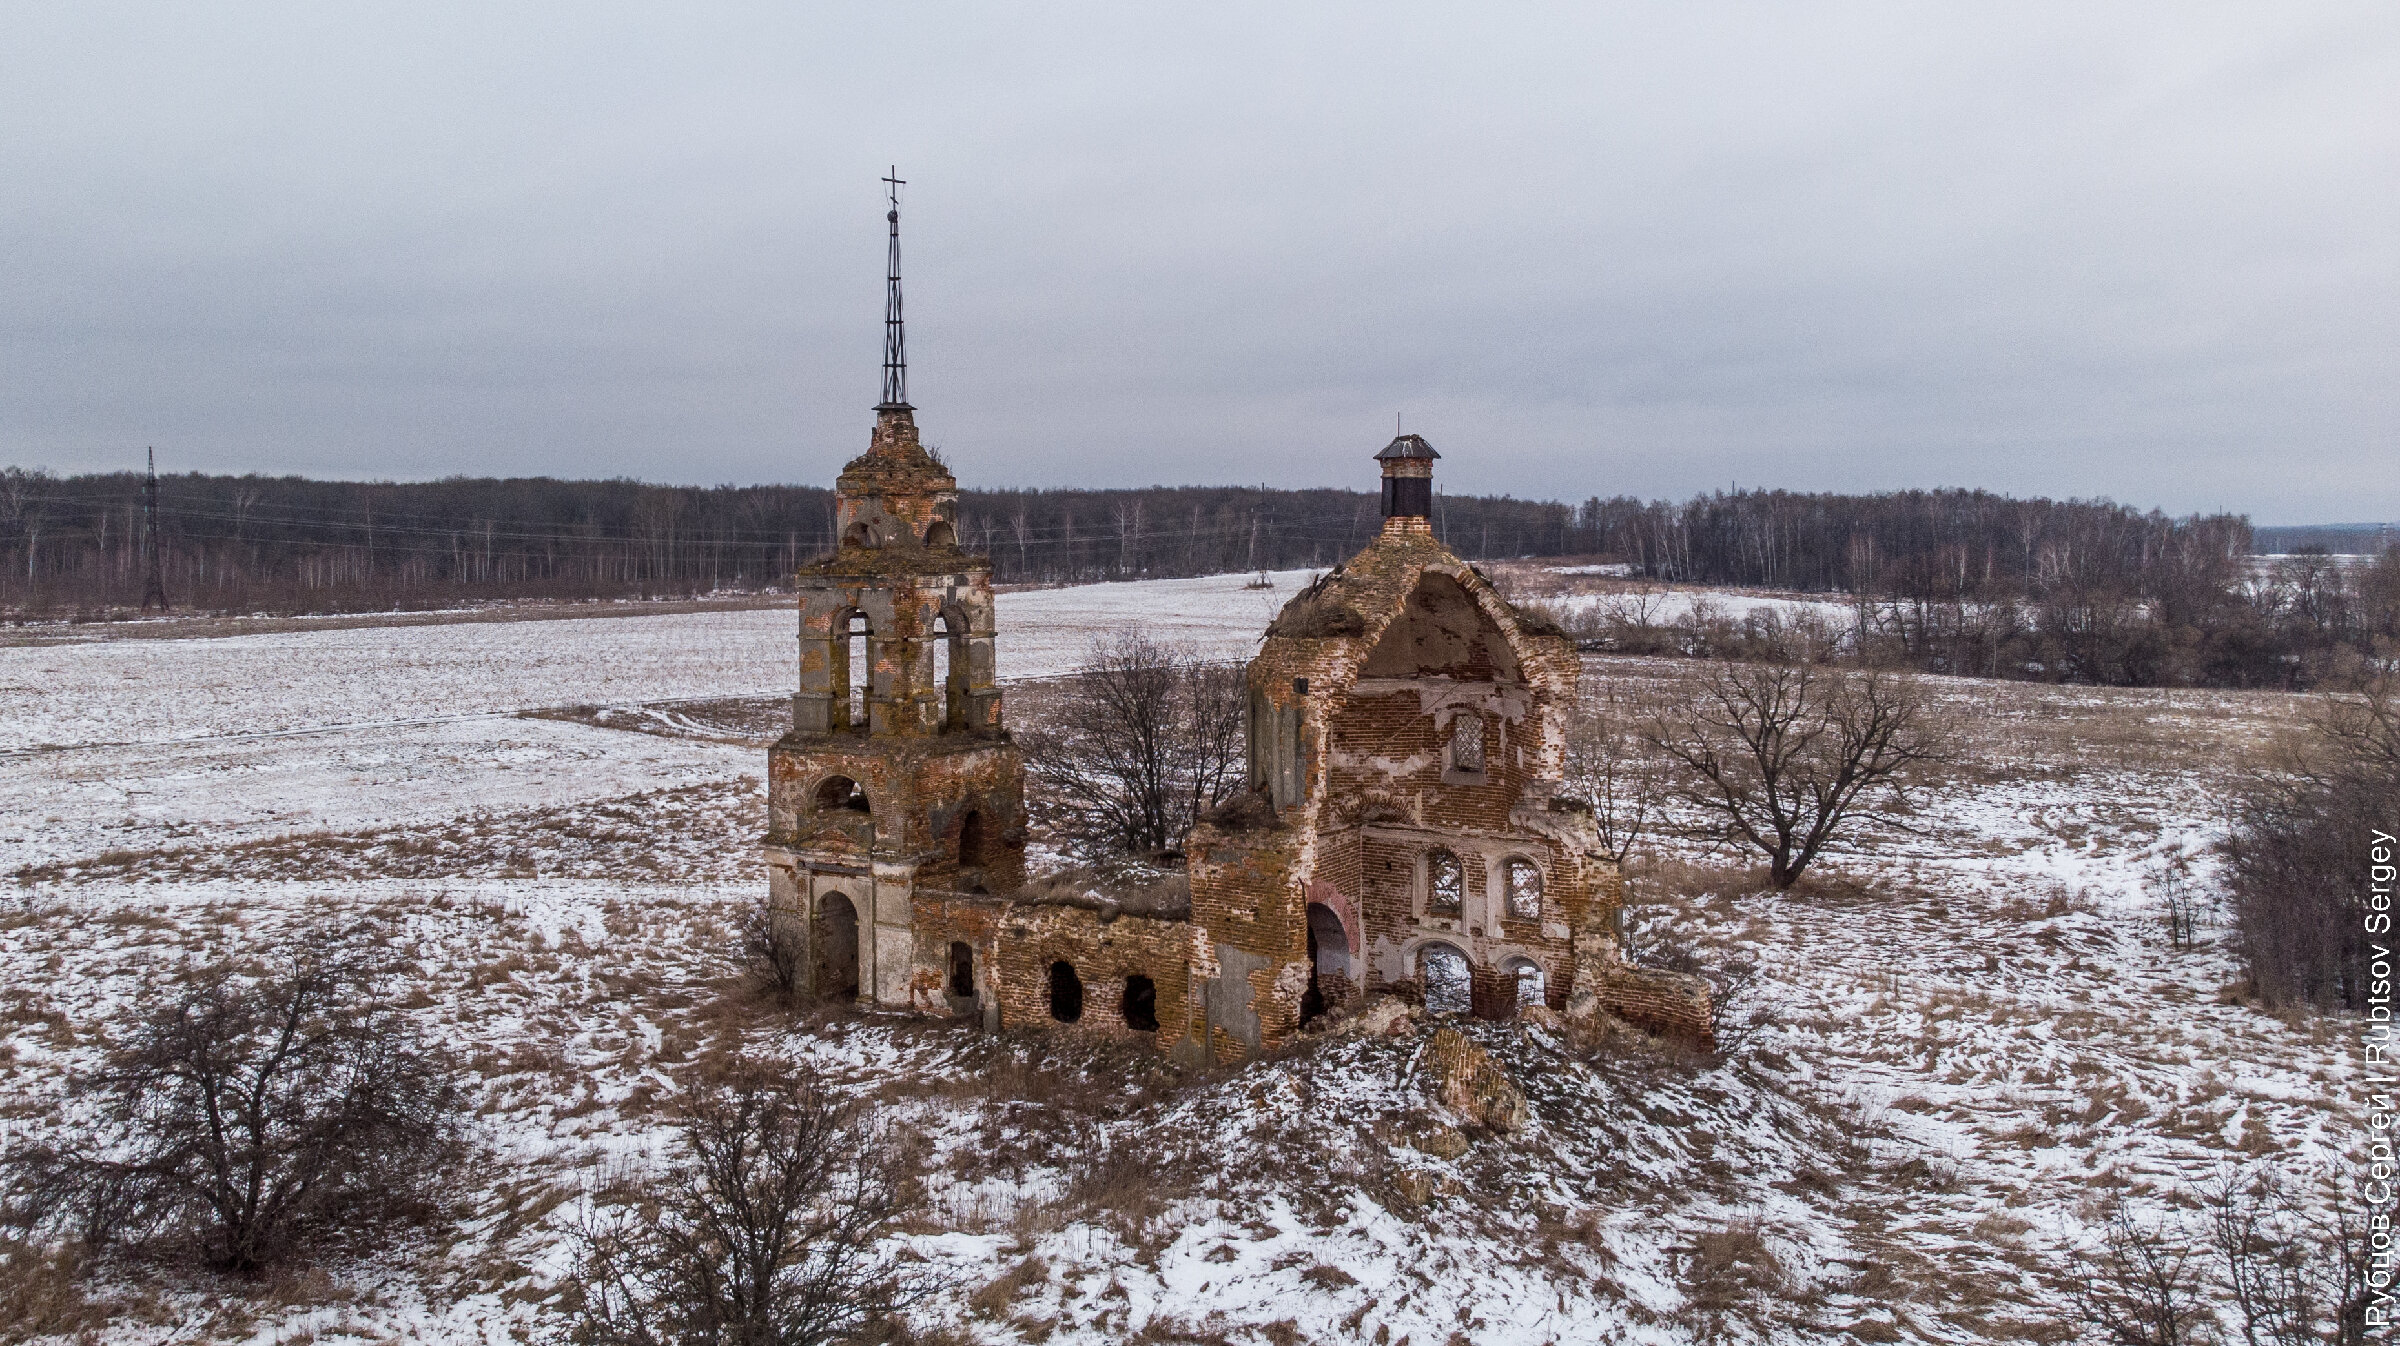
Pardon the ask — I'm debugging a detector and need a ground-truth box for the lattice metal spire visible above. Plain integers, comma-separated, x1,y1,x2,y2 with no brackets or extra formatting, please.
878,167,910,411
139,446,168,611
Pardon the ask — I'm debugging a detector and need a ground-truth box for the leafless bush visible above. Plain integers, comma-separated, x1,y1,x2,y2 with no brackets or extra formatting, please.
560,1057,941,1346
2069,1197,2212,1346
2,925,463,1277
1643,662,1949,888
738,898,806,1002
0,1237,107,1342
2207,1166,2327,1346
2154,867,2206,951
2224,676,2399,1010
1021,634,1245,858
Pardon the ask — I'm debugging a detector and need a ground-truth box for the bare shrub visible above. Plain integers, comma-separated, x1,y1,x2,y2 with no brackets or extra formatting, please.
2154,867,2206,951
2206,1166,2327,1346
2068,1198,2211,1346
2224,676,2400,1010
3,925,463,1277
1643,662,1949,889
1021,634,1245,858
1678,1215,1786,1325
738,898,806,1002
2327,1175,2400,1346
0,1237,107,1342
561,1057,940,1346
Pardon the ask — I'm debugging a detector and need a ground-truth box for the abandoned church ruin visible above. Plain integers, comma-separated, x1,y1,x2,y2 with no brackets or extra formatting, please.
763,194,1709,1059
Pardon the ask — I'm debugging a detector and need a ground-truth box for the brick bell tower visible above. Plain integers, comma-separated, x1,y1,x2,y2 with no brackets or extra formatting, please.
765,171,1028,1006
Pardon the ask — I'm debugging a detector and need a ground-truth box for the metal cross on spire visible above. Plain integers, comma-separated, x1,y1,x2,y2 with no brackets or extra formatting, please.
878,167,909,410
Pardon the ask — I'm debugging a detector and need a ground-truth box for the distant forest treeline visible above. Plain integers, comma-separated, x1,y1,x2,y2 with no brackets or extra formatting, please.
1,467,2392,686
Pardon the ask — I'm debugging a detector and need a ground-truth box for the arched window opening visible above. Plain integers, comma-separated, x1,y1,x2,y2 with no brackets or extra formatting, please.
1048,961,1084,1023
1122,974,1158,1031
948,942,975,999
814,893,860,1002
845,612,871,730
958,810,986,866
1510,960,1546,1013
1505,858,1543,921
932,610,967,731
1419,943,1471,1016
925,519,957,548
814,775,869,813
1449,710,1486,773
842,520,876,549
1426,850,1464,915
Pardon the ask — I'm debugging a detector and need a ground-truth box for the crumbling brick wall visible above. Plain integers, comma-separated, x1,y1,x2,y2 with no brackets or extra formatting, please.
978,904,1204,1053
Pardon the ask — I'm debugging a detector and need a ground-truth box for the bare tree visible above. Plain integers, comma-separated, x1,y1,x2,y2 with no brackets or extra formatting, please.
2155,865,2206,951
1022,634,1246,858
2206,1166,2325,1346
562,1059,938,1346
738,898,806,1003
1643,662,1947,889
1562,683,1665,864
4,925,463,1277
2225,676,2400,1009
2070,1198,2212,1346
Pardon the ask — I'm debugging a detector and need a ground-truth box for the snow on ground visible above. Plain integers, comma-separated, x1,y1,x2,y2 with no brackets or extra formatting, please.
0,575,2362,1343
1534,586,1858,629
1,570,1308,875
4,570,1308,753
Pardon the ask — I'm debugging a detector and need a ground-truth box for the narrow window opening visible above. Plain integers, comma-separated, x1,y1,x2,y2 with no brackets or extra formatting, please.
1506,858,1543,921
1048,961,1084,1022
1122,974,1158,1031
933,610,967,731
931,618,952,726
1449,710,1485,773
1426,850,1464,915
959,810,986,866
846,612,870,730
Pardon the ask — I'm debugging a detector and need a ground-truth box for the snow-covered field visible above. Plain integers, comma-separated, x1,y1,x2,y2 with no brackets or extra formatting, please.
2,571,1303,877
0,573,2361,1343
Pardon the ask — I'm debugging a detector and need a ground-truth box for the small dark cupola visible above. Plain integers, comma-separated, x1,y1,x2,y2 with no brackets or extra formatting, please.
1376,433,1439,526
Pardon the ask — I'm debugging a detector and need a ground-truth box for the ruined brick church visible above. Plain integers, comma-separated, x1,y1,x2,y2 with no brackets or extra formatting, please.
763,192,1707,1059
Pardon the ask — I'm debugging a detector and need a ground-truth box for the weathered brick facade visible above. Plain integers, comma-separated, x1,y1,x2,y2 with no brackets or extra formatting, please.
768,404,1709,1052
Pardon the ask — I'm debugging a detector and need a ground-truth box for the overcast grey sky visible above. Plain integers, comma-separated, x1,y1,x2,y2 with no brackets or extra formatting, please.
2,3,2392,520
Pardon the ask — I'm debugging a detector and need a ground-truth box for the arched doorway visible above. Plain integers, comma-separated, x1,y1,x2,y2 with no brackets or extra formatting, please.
1048,961,1084,1022
1508,959,1546,1015
1418,942,1471,1016
1302,902,1350,1026
814,893,860,1001
948,941,975,999
1122,974,1158,1031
